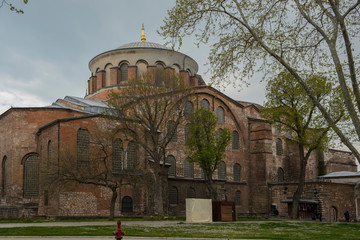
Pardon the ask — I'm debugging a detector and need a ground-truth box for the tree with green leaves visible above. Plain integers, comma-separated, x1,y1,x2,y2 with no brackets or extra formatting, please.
186,108,231,201
160,0,360,163
106,72,190,215
262,72,344,218
0,0,28,13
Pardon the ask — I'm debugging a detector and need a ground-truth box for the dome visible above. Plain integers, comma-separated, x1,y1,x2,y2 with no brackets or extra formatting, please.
117,42,171,51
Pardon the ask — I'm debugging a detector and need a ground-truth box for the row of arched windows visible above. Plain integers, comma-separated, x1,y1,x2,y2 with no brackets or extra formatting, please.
76,129,138,172
93,60,177,92
169,186,242,205
182,100,240,149
166,156,242,182
1,154,40,199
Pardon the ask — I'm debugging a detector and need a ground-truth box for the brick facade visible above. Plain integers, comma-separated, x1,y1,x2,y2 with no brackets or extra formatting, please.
0,40,358,220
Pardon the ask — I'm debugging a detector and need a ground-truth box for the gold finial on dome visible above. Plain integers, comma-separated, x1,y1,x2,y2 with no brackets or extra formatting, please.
141,24,146,42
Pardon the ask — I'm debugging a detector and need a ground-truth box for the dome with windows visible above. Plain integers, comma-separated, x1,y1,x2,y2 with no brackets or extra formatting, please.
86,26,200,100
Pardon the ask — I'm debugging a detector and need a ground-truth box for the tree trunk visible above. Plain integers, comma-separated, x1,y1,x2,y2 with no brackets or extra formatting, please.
205,174,217,201
152,171,165,215
291,144,307,219
109,188,118,220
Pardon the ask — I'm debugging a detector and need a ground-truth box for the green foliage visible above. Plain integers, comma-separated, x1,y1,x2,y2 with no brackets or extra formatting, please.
262,72,343,151
161,0,360,163
186,108,231,178
1,0,28,14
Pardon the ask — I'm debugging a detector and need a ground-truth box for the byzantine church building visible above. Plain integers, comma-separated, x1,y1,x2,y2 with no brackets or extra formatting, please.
0,27,359,221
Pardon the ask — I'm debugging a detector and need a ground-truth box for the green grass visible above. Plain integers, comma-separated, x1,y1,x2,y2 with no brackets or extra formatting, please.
0,221,359,239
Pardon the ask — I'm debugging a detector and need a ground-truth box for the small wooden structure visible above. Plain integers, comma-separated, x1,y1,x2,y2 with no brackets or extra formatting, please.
212,201,235,221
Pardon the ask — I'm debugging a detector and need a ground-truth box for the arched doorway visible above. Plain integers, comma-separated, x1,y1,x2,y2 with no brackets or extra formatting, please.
330,206,337,222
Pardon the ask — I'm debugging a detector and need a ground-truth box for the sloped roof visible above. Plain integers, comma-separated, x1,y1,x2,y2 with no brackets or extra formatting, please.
320,171,360,178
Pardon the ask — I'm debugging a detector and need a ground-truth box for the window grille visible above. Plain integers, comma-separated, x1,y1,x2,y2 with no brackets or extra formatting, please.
216,106,225,124
121,196,133,213
120,64,128,82
232,131,239,150
184,158,194,178
201,99,210,110
77,129,89,169
113,139,123,173
184,101,194,119
235,191,241,205
166,155,176,177
127,141,137,169
276,138,283,155
218,161,226,180
187,187,196,198
233,163,241,182
24,155,39,198
169,186,178,204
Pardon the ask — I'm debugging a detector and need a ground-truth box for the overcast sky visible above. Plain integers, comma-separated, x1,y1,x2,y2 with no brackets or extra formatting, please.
0,0,265,114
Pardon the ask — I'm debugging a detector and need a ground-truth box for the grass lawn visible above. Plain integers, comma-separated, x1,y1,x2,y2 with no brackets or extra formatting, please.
0,221,359,239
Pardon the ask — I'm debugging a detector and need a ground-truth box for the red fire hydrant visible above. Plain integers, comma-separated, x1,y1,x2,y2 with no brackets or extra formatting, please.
113,220,125,240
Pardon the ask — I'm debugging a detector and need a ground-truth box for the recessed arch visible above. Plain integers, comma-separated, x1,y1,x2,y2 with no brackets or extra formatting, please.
119,61,129,83
166,155,176,177
104,63,113,87
276,138,283,156
200,98,210,110
233,163,241,182
216,106,225,124
23,153,40,198
172,64,180,74
1,156,8,197
169,186,178,204
121,196,133,213
218,161,226,180
136,59,148,79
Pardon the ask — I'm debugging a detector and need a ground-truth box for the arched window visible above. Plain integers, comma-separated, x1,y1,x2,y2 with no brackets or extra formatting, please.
105,63,113,87
155,63,164,86
216,128,224,140
113,139,123,173
166,120,177,142
184,101,194,119
120,63,128,82
24,154,40,198
127,141,137,169
232,131,240,150
48,140,52,167
169,186,178,204
233,163,241,182
216,106,225,124
276,138,283,156
184,123,190,143
187,187,196,198
184,158,194,178
1,156,7,197
218,161,226,180
277,167,284,182
235,191,241,205
166,155,176,177
77,129,90,169
121,196,133,213
201,99,210,110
